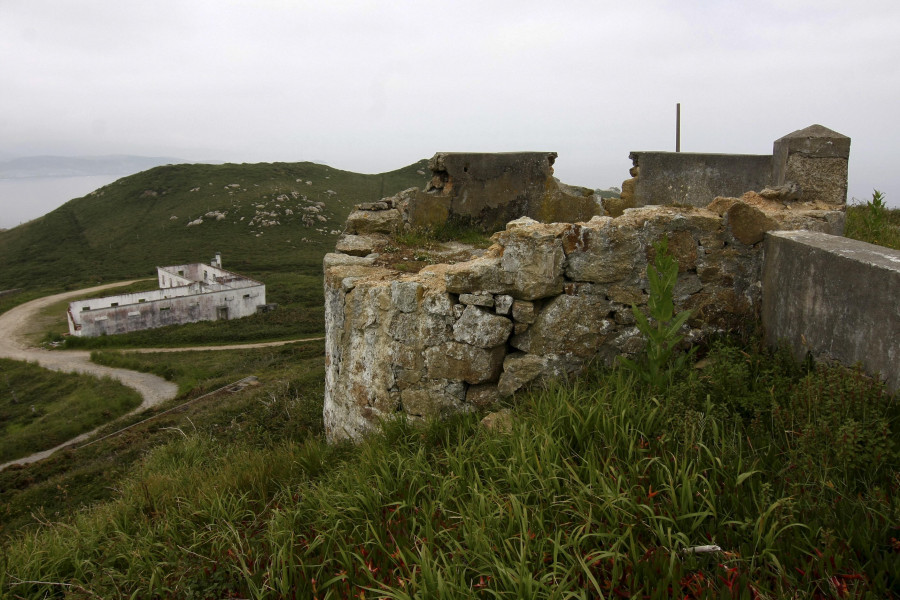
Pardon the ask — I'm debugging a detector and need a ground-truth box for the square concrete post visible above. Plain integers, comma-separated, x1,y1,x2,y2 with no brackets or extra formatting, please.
772,124,850,205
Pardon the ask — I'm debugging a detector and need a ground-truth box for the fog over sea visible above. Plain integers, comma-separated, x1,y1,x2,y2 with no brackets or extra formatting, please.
0,175,121,230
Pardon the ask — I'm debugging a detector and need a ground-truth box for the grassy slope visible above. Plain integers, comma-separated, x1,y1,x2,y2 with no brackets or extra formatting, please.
1,341,897,598
0,342,326,535
0,159,427,344
0,359,142,463
0,160,429,292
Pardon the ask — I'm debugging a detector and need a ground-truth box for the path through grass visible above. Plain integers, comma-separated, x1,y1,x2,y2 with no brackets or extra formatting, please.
0,359,142,463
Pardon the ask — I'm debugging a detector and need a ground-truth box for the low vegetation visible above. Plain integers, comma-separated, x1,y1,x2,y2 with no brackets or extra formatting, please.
1,335,896,598
393,217,495,249
845,190,900,250
0,342,326,535
0,359,141,463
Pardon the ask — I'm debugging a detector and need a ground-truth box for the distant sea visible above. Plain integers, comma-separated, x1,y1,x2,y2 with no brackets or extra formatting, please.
0,175,120,230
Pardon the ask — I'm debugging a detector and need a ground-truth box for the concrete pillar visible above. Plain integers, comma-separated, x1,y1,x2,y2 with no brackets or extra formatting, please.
772,124,850,205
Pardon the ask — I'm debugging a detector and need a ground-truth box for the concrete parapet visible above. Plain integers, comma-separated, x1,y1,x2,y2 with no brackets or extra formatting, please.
629,152,772,208
626,124,850,209
762,231,900,391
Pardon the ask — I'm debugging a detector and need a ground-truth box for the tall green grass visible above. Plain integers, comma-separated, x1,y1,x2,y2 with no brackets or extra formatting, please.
2,340,896,598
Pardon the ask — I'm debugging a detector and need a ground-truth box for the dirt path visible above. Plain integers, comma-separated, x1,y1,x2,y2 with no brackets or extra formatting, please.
0,282,179,470
0,284,324,471
123,337,324,353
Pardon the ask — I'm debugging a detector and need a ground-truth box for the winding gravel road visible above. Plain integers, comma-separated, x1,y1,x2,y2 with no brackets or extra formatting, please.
0,282,179,469
0,283,323,471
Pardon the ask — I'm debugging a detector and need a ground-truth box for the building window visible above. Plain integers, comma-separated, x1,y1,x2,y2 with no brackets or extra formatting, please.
160,306,171,311
82,306,90,311
110,302,118,307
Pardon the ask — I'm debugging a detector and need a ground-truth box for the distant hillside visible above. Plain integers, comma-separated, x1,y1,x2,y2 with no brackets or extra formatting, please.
0,160,428,290
0,155,191,179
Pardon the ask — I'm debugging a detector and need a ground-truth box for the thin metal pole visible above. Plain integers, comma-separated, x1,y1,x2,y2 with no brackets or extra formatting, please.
676,103,681,152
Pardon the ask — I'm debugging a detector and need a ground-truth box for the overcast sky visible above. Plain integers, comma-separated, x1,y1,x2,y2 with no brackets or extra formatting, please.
2,0,899,206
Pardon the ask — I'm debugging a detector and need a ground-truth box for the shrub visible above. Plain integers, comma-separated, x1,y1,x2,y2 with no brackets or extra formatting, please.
619,238,695,389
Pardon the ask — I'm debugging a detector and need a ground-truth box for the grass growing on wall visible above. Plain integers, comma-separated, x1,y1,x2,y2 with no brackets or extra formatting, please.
2,339,897,598
0,359,142,463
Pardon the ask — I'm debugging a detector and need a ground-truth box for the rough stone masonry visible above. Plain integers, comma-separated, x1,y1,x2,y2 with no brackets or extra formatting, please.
323,128,849,442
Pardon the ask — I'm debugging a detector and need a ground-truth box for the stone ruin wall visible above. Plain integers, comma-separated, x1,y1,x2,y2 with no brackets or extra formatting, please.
323,126,850,442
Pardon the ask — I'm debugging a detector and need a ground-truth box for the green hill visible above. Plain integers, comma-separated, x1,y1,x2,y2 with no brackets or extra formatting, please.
0,160,429,291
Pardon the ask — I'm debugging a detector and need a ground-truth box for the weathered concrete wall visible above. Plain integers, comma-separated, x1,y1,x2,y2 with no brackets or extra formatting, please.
158,263,236,288
762,231,900,391
630,152,772,208
343,152,603,237
622,125,850,211
68,266,265,337
324,192,844,442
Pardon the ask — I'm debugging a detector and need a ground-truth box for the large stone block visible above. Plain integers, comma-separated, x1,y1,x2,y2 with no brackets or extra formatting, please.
444,253,504,295
345,208,403,235
401,379,467,419
495,218,567,300
629,151,772,207
772,124,850,205
423,152,600,230
565,217,641,284
425,341,506,384
453,306,513,348
511,293,614,358
763,230,900,392
497,352,577,396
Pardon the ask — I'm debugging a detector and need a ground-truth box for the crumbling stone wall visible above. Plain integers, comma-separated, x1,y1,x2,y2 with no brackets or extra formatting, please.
324,181,845,442
343,152,602,239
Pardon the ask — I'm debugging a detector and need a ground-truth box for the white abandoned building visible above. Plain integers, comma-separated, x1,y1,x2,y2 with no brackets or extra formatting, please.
67,253,266,337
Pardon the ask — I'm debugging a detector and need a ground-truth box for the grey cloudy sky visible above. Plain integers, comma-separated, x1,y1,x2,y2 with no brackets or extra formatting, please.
2,0,899,205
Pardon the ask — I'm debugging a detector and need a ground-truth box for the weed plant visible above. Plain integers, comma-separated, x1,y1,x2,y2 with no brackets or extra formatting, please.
845,190,900,250
1,340,897,598
619,238,695,389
